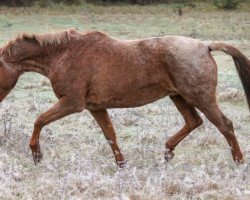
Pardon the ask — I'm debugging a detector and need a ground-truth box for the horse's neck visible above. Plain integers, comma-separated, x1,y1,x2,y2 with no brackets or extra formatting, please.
17,45,58,76
3,39,63,76
17,59,50,76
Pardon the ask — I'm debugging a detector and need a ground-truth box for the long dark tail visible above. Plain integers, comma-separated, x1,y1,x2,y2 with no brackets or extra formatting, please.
209,43,250,110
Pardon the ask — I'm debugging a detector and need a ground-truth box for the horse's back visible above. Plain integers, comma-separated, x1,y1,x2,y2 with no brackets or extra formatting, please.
63,34,215,110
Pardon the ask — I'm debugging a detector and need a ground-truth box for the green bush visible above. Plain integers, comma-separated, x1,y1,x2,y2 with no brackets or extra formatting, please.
86,0,182,5
213,0,241,10
38,0,49,7
52,0,81,5
0,0,81,6
0,0,33,6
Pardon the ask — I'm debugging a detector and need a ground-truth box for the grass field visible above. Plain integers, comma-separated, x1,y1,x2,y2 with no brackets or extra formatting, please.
0,2,249,199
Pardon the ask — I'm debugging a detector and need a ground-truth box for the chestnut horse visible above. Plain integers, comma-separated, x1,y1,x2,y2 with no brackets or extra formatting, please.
0,29,249,168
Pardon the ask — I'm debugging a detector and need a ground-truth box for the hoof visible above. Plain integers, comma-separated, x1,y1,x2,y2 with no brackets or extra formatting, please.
117,160,126,169
32,152,43,165
234,157,244,165
232,151,244,164
30,141,43,165
165,149,174,162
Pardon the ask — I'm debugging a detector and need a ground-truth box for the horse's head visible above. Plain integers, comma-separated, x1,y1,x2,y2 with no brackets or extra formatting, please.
0,34,43,103
0,49,19,102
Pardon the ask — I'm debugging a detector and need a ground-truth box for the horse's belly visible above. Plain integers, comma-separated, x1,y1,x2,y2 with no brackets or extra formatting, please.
85,84,176,110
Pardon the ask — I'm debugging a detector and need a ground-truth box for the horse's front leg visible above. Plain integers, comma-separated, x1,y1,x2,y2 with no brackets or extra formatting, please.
89,109,125,168
29,97,84,164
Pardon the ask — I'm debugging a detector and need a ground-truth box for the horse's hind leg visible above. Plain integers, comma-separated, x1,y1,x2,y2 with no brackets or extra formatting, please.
194,102,244,163
165,95,203,161
89,109,125,168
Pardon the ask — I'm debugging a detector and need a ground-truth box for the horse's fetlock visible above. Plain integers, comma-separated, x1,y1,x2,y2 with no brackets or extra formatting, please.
165,140,174,150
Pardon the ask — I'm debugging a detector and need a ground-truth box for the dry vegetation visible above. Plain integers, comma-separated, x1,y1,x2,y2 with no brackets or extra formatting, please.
0,2,249,199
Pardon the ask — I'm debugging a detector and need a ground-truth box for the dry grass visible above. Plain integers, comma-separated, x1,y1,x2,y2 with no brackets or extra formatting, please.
0,2,250,200
0,93,249,199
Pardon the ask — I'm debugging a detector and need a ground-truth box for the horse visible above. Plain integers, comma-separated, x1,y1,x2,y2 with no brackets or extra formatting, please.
0,29,249,168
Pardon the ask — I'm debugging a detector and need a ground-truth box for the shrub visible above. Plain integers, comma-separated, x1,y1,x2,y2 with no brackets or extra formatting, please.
213,0,241,10
52,0,81,5
86,0,169,5
0,0,81,6
0,0,33,6
38,0,49,7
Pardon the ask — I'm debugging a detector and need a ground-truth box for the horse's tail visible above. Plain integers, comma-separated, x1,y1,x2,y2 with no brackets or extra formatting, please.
209,43,250,110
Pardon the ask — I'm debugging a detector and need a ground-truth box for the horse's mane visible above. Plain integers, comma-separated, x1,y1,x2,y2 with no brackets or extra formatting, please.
2,28,83,55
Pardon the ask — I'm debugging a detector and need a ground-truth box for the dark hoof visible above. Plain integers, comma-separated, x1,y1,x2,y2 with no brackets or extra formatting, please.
165,149,174,162
117,160,126,169
32,152,43,165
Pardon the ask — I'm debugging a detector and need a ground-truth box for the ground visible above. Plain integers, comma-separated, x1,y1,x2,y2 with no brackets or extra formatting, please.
0,2,249,200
